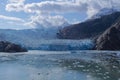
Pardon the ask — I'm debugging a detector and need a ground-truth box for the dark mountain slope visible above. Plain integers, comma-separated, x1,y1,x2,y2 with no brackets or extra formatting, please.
0,41,27,52
57,12,120,39
95,17,120,50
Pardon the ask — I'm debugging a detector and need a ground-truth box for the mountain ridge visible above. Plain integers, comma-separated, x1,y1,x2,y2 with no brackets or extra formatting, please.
57,12,120,39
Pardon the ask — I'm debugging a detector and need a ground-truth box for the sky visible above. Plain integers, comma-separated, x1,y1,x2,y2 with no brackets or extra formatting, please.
0,0,120,30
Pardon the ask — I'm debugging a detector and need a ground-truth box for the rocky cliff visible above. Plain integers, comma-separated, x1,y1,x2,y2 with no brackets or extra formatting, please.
95,17,120,50
0,41,27,52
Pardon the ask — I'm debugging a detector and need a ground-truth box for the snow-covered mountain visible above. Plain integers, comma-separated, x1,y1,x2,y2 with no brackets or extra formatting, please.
0,20,70,40
0,28,58,42
91,8,119,19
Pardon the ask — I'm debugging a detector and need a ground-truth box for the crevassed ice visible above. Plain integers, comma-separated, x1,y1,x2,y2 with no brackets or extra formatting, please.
25,39,95,51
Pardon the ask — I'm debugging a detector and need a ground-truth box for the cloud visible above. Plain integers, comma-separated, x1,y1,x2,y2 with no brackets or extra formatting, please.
24,1,87,14
0,14,26,29
0,15,24,22
77,0,120,18
6,0,120,17
6,3,24,12
8,0,25,3
6,0,88,14
6,0,87,28
5,0,120,28
6,0,25,12
25,15,69,28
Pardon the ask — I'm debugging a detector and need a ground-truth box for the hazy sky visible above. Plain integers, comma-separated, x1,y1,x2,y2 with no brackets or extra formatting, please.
0,0,120,29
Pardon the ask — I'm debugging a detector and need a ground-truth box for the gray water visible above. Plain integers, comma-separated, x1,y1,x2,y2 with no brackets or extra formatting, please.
0,50,120,80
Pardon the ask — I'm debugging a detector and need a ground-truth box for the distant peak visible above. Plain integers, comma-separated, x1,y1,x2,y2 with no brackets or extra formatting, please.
91,8,120,19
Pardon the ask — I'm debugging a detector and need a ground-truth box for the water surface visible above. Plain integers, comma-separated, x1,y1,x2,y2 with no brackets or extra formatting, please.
0,50,120,80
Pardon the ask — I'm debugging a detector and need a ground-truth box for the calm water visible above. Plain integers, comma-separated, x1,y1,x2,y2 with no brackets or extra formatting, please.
0,50,120,80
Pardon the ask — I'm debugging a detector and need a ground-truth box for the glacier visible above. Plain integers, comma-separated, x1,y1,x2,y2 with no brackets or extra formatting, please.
24,39,95,51
0,28,94,51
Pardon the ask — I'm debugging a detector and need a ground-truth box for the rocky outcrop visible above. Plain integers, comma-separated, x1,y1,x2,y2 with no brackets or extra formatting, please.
0,41,27,52
57,12,120,39
95,18,120,50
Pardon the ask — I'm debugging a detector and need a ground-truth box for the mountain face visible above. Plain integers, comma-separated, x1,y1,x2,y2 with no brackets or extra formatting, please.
95,18,120,50
57,12,120,39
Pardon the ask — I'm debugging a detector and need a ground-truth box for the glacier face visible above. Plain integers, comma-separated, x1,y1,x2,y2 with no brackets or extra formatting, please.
20,39,95,51
0,28,94,51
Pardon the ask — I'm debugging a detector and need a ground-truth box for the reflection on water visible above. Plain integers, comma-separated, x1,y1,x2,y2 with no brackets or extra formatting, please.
0,50,120,80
